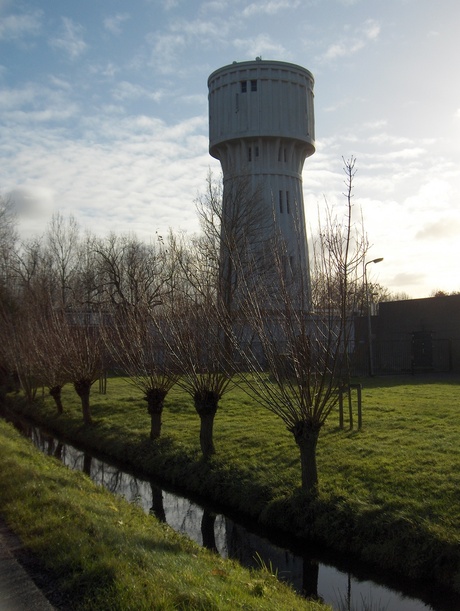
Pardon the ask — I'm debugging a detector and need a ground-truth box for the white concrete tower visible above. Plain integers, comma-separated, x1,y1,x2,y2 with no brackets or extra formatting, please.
208,59,315,307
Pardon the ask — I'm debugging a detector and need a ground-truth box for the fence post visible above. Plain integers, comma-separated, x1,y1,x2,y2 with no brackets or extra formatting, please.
99,371,107,395
340,383,363,430
339,387,344,429
356,384,362,429
347,386,353,430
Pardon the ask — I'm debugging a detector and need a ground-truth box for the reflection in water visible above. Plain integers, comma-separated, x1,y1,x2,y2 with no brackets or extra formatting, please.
303,559,321,601
150,482,166,523
201,510,219,553
12,421,458,611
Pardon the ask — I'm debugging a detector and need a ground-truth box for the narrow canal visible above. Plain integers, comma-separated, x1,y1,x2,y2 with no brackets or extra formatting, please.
7,416,460,611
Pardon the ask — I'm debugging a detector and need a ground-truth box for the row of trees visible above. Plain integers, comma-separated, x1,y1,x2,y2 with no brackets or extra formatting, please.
1,159,373,495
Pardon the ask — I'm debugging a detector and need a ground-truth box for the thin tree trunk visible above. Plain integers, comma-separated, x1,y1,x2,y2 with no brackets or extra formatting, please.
145,388,167,441
199,412,216,457
291,420,321,495
149,412,162,440
49,385,64,414
74,379,93,425
194,390,219,458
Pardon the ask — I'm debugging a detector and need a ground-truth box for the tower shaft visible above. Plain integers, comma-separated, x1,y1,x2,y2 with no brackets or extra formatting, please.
208,59,315,308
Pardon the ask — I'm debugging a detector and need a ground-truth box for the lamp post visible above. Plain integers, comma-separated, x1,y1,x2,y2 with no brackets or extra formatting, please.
365,258,384,376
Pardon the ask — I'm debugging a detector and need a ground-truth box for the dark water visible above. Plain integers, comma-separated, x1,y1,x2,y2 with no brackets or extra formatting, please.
7,416,460,611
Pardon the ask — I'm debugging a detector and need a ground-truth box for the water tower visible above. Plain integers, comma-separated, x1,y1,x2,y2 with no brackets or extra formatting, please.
208,58,315,307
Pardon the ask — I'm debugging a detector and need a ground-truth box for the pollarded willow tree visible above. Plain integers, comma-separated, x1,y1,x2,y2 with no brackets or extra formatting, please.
108,303,178,441
97,232,179,440
166,295,233,458
228,157,368,495
52,308,107,426
159,232,235,459
0,302,40,403
28,300,71,414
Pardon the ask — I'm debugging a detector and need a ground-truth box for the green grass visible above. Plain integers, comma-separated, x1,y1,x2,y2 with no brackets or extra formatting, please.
0,419,328,611
5,374,460,593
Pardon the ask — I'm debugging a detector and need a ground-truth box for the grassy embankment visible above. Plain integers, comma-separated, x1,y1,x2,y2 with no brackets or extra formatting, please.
0,419,328,611
4,374,460,594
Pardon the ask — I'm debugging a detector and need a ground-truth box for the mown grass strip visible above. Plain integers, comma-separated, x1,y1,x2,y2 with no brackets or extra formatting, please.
6,374,460,592
0,419,328,611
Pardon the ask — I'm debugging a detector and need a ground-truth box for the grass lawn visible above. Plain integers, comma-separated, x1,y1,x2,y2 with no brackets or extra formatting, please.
5,373,460,594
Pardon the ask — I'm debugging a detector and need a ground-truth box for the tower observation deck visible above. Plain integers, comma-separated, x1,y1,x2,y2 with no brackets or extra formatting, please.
208,59,315,306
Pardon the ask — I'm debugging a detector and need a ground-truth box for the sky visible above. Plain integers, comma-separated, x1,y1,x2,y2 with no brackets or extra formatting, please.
1,0,460,299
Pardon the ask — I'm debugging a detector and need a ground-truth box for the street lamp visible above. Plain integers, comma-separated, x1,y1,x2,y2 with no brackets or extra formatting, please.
365,258,384,376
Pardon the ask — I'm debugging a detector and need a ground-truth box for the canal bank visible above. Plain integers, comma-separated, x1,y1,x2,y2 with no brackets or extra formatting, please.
0,418,329,611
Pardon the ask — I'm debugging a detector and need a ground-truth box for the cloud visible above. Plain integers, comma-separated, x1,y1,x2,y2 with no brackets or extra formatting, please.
390,147,426,160
201,0,227,12
0,110,210,242
242,1,301,17
0,83,79,124
111,81,166,103
362,19,380,41
368,132,413,146
146,32,187,74
0,9,42,41
103,13,130,35
170,18,223,38
416,218,460,240
89,62,119,78
146,13,236,75
403,178,453,212
0,84,38,109
6,106,79,124
391,272,426,287
232,34,288,60
48,75,72,91
162,0,180,9
50,17,88,60
319,19,380,62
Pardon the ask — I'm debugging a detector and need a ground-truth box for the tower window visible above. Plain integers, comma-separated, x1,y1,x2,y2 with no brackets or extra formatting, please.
251,79,257,92
279,190,283,213
248,147,252,162
255,146,259,157
241,81,247,93
286,191,290,214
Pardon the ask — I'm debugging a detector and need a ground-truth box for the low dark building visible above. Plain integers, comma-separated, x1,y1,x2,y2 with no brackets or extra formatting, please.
355,294,460,374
